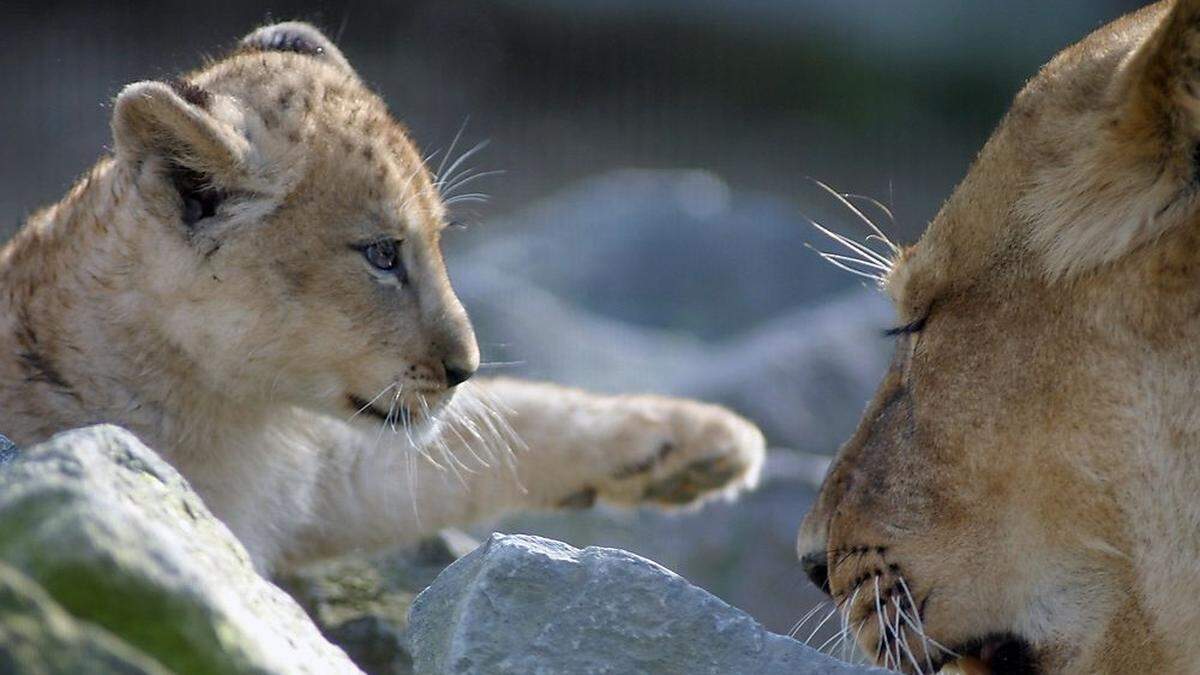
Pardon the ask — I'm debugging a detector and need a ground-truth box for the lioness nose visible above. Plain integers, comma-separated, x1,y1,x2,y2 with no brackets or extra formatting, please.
443,361,476,387
800,550,831,595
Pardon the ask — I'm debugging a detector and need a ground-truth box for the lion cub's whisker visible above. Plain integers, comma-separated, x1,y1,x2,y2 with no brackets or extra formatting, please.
345,382,397,422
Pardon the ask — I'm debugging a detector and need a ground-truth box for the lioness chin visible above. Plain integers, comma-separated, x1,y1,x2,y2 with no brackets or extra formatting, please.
800,1,1200,673
0,23,765,571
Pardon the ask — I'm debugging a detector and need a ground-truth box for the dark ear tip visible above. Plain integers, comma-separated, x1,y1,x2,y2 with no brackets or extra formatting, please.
168,79,212,109
241,22,330,58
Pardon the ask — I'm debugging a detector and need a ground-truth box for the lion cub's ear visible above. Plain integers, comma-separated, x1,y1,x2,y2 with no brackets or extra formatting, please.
1026,0,1200,278
112,80,247,179
240,22,357,78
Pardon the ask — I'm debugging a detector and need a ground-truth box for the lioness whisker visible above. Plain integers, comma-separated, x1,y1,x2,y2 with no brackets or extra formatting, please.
809,178,900,255
843,192,897,228
896,578,935,650
807,248,885,283
805,602,842,646
892,597,922,674
895,598,933,673
849,617,870,665
804,217,892,268
813,250,891,273
789,600,829,638
815,622,848,654
806,218,892,273
874,576,890,669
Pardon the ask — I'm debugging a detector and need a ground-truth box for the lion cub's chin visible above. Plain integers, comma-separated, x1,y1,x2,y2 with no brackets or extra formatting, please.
343,391,450,444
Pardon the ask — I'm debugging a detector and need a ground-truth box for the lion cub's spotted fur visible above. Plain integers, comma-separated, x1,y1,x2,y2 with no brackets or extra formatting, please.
800,1,1200,672
0,23,764,570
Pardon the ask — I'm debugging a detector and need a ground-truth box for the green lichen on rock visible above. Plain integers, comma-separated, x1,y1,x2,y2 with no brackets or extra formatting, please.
0,561,169,675
0,425,361,675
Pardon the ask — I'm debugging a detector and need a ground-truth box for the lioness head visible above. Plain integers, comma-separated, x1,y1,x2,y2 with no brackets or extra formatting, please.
107,23,477,430
799,2,1200,672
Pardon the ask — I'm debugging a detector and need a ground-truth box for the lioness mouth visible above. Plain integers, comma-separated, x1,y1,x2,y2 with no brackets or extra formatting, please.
934,634,1036,675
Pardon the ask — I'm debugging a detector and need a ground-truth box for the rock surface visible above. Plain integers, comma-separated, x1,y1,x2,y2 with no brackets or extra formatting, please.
278,530,480,675
0,425,361,675
489,452,831,637
409,534,885,675
0,433,16,465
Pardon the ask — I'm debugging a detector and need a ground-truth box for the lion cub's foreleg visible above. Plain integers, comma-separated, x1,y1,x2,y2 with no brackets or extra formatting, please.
461,378,765,510
283,378,764,567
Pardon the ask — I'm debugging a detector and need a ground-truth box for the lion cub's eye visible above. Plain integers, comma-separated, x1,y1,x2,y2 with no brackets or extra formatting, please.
364,240,398,270
360,239,408,282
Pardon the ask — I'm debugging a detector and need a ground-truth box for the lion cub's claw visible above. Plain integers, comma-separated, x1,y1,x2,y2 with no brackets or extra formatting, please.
594,399,766,509
641,454,745,505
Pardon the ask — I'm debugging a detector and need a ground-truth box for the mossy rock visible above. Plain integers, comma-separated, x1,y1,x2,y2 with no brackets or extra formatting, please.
0,561,169,674
0,425,360,675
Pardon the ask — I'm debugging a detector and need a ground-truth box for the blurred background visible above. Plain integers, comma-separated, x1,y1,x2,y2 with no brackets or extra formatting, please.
1,0,1145,667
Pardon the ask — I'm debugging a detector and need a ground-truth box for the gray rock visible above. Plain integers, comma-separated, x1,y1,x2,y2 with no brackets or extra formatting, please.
409,534,885,675
487,453,830,637
0,433,17,466
278,531,481,675
0,424,362,675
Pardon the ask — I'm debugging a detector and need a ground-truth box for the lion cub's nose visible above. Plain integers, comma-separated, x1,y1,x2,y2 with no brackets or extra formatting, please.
443,360,476,387
801,550,831,595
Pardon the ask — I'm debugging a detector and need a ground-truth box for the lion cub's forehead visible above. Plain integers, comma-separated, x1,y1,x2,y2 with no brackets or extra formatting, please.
190,52,443,228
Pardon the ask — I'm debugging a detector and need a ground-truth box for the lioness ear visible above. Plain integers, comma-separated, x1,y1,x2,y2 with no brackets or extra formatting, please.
240,22,357,78
112,80,247,178
1026,0,1200,278
1119,0,1200,157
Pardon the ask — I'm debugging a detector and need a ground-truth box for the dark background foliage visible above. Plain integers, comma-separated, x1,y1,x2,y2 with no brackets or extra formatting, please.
3,0,1140,240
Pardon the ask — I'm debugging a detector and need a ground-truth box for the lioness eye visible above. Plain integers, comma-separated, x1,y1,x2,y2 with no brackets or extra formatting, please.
882,316,927,337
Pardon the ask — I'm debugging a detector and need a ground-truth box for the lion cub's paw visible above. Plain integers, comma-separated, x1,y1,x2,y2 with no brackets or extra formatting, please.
581,397,766,509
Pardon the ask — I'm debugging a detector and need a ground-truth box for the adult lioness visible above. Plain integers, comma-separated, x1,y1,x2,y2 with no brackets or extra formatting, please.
798,1,1200,673
0,23,764,571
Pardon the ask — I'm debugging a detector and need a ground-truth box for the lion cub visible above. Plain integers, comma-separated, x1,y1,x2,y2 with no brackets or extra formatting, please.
0,23,764,570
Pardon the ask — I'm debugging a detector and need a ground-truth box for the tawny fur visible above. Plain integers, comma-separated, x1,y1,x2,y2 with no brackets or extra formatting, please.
800,1,1200,672
0,23,765,571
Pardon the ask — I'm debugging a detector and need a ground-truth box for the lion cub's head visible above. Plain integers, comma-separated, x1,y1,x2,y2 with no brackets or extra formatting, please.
800,1,1200,672
108,23,477,430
